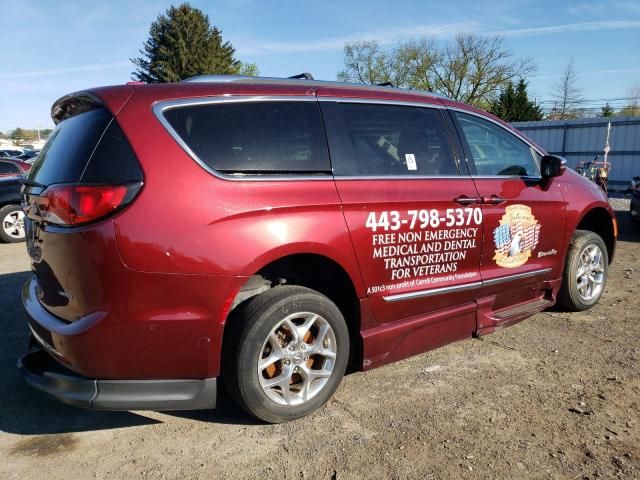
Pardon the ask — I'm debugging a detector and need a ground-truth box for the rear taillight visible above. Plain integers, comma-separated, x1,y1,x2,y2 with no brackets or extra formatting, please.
36,183,141,226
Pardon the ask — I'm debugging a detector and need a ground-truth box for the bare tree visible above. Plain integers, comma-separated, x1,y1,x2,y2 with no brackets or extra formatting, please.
337,41,405,86
337,34,535,108
619,80,640,117
549,60,584,119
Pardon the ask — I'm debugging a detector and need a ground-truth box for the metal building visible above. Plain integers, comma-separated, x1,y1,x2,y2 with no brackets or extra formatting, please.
513,116,640,188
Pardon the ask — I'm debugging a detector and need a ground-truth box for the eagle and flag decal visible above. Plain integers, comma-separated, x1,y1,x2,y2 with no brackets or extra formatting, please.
493,204,541,268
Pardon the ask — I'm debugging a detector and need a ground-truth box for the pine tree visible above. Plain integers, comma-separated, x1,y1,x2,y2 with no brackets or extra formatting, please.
489,79,543,122
600,103,615,117
131,3,242,83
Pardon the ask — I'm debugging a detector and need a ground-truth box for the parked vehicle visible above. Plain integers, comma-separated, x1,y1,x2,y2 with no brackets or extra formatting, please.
18,75,616,423
0,176,26,242
0,158,31,177
0,149,23,157
17,149,40,161
630,176,640,224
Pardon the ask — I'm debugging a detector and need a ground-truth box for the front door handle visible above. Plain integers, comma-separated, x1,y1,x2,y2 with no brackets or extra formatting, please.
482,195,507,205
454,195,482,205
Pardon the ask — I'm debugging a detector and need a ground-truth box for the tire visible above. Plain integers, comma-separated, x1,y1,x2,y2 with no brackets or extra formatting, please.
222,285,349,423
557,230,608,311
0,204,26,243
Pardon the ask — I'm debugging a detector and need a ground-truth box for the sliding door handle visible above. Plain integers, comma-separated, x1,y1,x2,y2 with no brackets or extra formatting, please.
454,195,482,205
482,195,506,205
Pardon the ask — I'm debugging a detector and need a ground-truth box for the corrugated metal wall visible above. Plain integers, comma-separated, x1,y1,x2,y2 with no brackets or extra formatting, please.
513,116,640,187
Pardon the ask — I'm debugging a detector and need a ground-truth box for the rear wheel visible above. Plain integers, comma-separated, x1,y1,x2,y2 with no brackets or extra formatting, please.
557,230,608,311
0,204,25,243
223,286,349,423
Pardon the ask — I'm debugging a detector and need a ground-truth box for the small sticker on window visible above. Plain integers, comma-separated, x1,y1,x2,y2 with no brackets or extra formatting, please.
405,153,417,171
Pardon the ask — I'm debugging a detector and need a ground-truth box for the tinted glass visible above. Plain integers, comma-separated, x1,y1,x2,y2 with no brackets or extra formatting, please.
163,101,331,174
81,119,143,183
28,108,111,186
455,112,540,176
0,161,19,174
322,103,458,176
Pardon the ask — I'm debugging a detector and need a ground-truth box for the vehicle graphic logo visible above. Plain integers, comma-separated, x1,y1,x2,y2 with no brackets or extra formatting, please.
493,204,541,268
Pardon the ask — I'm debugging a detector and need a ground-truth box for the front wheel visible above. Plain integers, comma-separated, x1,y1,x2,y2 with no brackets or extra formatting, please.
222,286,349,423
557,230,608,311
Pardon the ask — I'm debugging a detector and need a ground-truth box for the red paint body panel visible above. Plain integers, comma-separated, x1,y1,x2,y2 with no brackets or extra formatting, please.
23,220,245,379
335,178,482,325
21,81,616,385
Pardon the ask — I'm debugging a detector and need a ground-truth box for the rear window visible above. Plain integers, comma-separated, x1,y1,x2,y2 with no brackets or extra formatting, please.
162,101,331,174
28,108,111,186
27,107,142,186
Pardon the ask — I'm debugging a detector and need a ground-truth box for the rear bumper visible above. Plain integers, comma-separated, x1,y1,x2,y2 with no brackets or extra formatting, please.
18,349,217,410
22,271,242,379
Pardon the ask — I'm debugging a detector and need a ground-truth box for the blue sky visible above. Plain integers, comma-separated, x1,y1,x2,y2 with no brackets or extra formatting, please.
1,0,639,130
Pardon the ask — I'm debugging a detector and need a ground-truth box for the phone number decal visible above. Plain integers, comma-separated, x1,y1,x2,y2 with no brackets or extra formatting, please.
365,208,482,232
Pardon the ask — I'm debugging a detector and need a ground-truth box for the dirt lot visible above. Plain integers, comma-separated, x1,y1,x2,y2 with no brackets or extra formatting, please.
1,202,638,480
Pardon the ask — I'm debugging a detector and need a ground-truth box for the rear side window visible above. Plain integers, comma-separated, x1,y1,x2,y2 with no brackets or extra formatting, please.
81,119,143,183
321,102,459,177
28,107,142,186
162,101,331,174
28,108,111,185
455,112,540,177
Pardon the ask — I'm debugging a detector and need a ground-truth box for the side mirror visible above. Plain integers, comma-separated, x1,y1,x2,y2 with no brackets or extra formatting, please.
540,155,566,179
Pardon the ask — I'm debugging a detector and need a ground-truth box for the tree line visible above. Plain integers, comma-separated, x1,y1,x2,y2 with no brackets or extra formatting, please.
0,128,53,144
337,37,640,122
130,3,639,122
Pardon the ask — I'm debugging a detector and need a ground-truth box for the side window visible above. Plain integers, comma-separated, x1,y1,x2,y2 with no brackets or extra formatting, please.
162,101,331,174
455,112,540,177
322,102,459,177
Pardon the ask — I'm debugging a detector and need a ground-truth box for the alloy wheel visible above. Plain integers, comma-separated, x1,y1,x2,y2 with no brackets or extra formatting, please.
2,210,25,240
257,311,337,406
575,243,605,302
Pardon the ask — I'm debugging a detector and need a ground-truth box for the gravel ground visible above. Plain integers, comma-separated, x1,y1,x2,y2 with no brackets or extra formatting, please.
0,200,638,479
608,197,631,212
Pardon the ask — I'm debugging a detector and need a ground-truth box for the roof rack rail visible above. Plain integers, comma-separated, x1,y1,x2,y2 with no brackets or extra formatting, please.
182,75,252,83
289,73,315,80
178,74,450,100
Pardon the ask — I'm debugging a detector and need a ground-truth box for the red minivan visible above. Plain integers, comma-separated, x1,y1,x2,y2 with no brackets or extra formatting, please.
19,76,616,422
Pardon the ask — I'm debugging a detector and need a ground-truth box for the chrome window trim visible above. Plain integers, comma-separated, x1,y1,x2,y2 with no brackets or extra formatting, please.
152,95,332,182
333,175,543,181
382,267,552,302
334,175,464,181
317,96,446,109
152,95,545,183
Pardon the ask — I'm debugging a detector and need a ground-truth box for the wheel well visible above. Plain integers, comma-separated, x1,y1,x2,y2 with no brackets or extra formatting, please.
576,207,615,263
229,254,362,372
